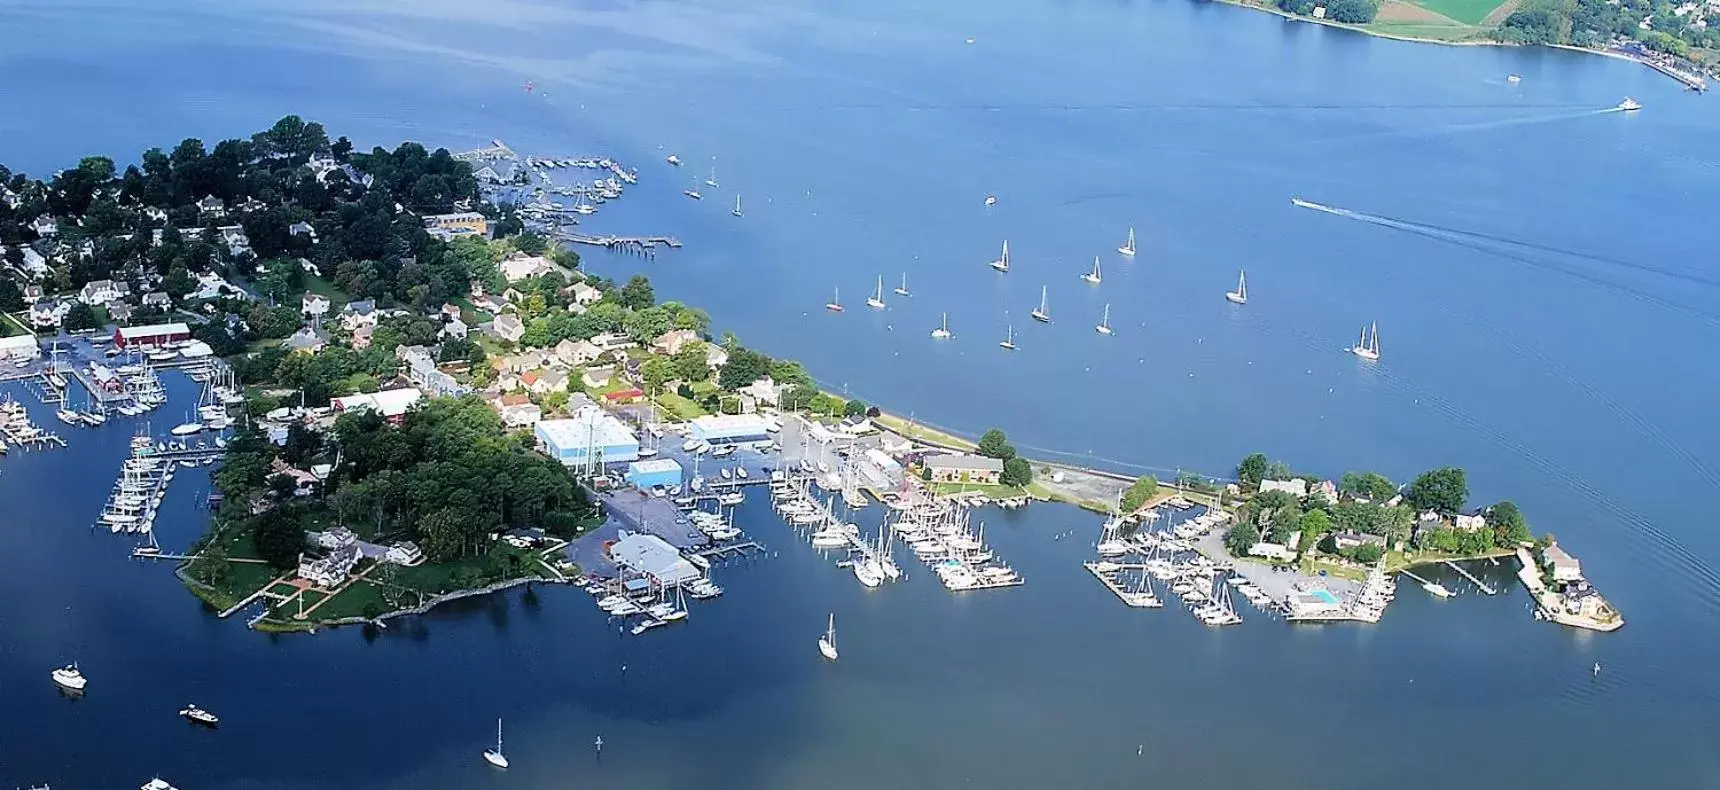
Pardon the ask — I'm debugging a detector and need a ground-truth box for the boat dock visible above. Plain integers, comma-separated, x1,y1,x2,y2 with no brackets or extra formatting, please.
560,232,682,250
693,541,766,561
0,400,67,450
1082,561,1162,608
1444,560,1496,594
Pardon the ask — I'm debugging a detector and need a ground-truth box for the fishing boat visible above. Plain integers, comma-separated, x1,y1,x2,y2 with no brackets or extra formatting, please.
705,159,719,188
866,275,887,310
1030,286,1051,323
51,663,87,691
1095,304,1113,335
666,153,682,166
893,273,910,297
1117,227,1136,257
999,323,1017,351
179,704,220,727
1349,321,1380,361
1617,97,1641,111
1082,255,1101,285
989,240,1010,273
1225,270,1248,304
825,287,844,312
483,718,510,768
930,312,952,340
731,194,744,217
817,613,839,660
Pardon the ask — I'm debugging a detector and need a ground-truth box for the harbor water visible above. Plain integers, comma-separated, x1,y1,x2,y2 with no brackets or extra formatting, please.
2,0,1719,786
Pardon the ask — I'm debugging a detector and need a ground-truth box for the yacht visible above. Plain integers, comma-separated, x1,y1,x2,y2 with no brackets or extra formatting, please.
1349,321,1381,361
142,779,179,790
1082,256,1102,285
1617,97,1641,112
989,240,1010,273
483,718,510,768
999,323,1017,351
736,467,749,479
51,663,87,691
893,273,910,297
683,183,703,200
666,153,682,166
853,557,884,587
170,422,203,436
825,287,844,312
179,704,220,727
818,613,839,660
682,438,701,453
1095,304,1113,336
711,444,736,457
1030,286,1051,323
930,312,952,340
55,409,79,425
630,617,666,635
1225,270,1248,305
811,528,849,549
731,194,744,217
1117,227,1136,257
721,467,733,480
866,275,887,310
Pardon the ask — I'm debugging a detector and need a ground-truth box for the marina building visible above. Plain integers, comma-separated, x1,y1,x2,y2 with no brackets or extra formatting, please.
536,407,639,467
1259,478,1308,497
0,335,39,361
114,322,191,349
607,531,703,587
330,387,423,423
689,413,770,445
626,458,683,490
421,211,488,237
923,453,1004,484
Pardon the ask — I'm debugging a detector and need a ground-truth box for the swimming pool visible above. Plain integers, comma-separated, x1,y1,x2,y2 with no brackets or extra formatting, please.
1309,589,1340,605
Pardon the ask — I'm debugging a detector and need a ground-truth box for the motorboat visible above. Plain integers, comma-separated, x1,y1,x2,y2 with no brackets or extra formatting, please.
630,617,665,635
1423,582,1455,598
179,704,220,727
52,663,87,691
142,779,179,790
736,467,749,479
682,439,701,453
170,422,203,436
483,718,510,768
720,468,733,480
666,153,682,166
811,529,849,549
984,194,998,206
1506,73,1522,83
56,409,80,425
1617,97,1641,112
818,613,839,660
711,444,736,457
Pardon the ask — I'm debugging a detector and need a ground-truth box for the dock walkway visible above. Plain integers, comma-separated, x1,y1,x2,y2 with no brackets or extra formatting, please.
1444,559,1497,594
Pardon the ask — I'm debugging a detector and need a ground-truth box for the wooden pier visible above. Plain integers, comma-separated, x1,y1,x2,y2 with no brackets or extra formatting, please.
560,232,682,251
694,541,765,560
1443,560,1497,595
1082,561,1162,608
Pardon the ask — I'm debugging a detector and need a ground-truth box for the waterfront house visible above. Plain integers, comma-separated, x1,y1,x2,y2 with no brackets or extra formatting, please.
78,279,129,305
555,338,602,367
500,254,556,283
1311,480,1339,504
1259,478,1308,498
652,329,700,356
313,526,359,549
923,453,1004,485
1416,509,1445,533
1331,531,1387,551
569,281,603,306
196,195,227,217
282,327,328,354
141,291,172,311
298,543,361,588
301,292,331,320
491,313,526,344
1453,508,1489,532
29,299,70,328
442,316,469,339
1543,543,1584,583
590,332,635,352
105,300,134,324
387,542,424,566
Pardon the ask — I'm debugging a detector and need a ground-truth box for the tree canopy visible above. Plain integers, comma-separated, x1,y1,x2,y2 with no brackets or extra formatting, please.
977,428,1016,461
1120,475,1159,512
1406,467,1468,514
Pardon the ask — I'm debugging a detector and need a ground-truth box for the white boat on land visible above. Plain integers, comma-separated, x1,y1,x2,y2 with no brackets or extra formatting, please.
179,704,219,727
1082,255,1102,285
999,323,1017,351
930,312,952,340
1349,321,1380,361
1117,227,1136,257
483,718,510,768
1225,270,1248,305
989,240,1010,273
51,663,87,691
894,273,910,297
866,275,887,310
818,613,839,660
1030,285,1051,323
1095,304,1113,336
825,287,844,313
731,194,744,217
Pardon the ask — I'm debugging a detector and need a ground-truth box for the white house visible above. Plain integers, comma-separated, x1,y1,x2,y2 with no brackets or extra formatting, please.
19,245,49,276
500,254,555,283
29,299,70,328
740,376,782,407
652,329,699,356
78,279,129,306
196,195,227,217
28,215,57,237
1454,509,1489,532
298,543,361,588
386,542,424,566
302,292,331,319
569,282,603,306
441,317,469,339
1259,478,1308,498
1249,542,1296,561
554,338,602,367
491,313,525,343
288,221,318,242
1543,543,1584,583
500,402,543,428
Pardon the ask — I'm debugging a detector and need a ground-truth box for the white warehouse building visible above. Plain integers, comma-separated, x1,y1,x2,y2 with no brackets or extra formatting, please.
535,407,639,468
689,413,770,445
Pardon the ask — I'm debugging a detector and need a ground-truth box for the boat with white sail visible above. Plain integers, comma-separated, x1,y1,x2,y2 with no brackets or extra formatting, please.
482,718,509,768
930,312,952,340
825,287,843,312
1082,256,1101,284
818,613,839,660
999,323,1017,351
1095,304,1113,335
1349,321,1380,361
866,275,887,309
893,273,910,297
1225,270,1248,305
989,240,1010,272
1117,227,1136,257
1030,286,1050,323
731,194,744,217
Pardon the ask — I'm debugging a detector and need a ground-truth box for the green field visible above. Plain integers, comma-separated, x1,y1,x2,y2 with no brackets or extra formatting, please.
1404,0,1506,25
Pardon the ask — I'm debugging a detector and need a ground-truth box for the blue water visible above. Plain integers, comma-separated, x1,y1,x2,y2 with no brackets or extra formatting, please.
3,0,1719,786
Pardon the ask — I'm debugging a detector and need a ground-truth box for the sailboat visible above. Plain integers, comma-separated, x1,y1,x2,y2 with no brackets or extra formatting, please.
731,194,744,217
866,276,887,310
705,159,719,188
999,323,1017,351
825,287,844,313
682,180,703,200
1030,286,1051,323
1225,270,1248,305
817,613,839,660
893,273,910,297
990,240,1010,273
1349,321,1380,361
1082,255,1102,285
483,718,509,768
930,312,952,340
1117,227,1136,257
1095,304,1113,335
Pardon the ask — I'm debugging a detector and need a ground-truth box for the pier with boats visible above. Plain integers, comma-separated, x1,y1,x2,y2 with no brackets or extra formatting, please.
1083,499,1244,625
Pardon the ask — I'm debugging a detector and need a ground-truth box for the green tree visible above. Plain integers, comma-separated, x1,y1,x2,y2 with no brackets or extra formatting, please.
514,233,548,255
1347,543,1385,564
1406,467,1468,513
1223,522,1261,556
843,399,868,418
619,275,655,310
976,428,1015,461
1339,471,1397,502
0,278,23,312
419,507,469,562
1485,500,1532,546
63,302,100,331
670,341,710,383
162,266,196,299
253,510,307,569
641,356,674,394
1298,509,1333,552
1120,475,1159,512
718,347,772,390
1000,457,1033,487
1236,453,1268,487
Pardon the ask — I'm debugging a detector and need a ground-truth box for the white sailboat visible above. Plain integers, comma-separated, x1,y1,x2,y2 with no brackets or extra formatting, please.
817,613,839,660
1349,321,1380,361
999,323,1017,351
990,240,1010,273
683,180,702,200
483,718,510,768
1082,255,1102,285
705,159,720,188
1117,227,1136,257
930,312,952,340
825,287,844,313
866,276,887,309
1095,304,1113,335
1225,270,1248,305
893,273,910,297
731,194,744,217
1030,285,1051,323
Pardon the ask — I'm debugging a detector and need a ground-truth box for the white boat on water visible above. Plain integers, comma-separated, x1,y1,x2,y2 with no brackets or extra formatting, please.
731,194,744,217
1095,304,1113,336
825,286,843,313
818,613,839,660
51,663,87,691
483,717,510,768
55,409,79,425
811,529,849,549
1617,97,1641,111
1423,582,1455,598
853,558,884,588
989,240,1010,273
705,159,719,188
142,779,179,790
1225,270,1248,305
179,704,219,727
894,273,910,297
1117,227,1136,257
930,312,952,340
866,275,887,310
1030,285,1051,323
170,422,202,436
1349,321,1380,361
711,444,736,457
720,468,733,480
1082,256,1102,285
683,181,702,200
682,439,701,453
666,153,682,166
999,323,1017,351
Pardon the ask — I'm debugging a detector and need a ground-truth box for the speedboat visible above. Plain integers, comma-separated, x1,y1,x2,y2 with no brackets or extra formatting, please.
736,467,749,479
666,154,682,166
179,704,220,727
52,664,87,691
1617,97,1641,112
56,409,80,425
711,445,736,457
1506,73,1521,83
720,468,733,480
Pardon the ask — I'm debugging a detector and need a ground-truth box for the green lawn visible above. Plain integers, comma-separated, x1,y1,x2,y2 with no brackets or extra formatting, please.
303,275,351,308
1398,0,1503,25
872,413,975,452
305,581,387,620
1364,21,1486,40
654,392,708,419
928,481,1027,498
